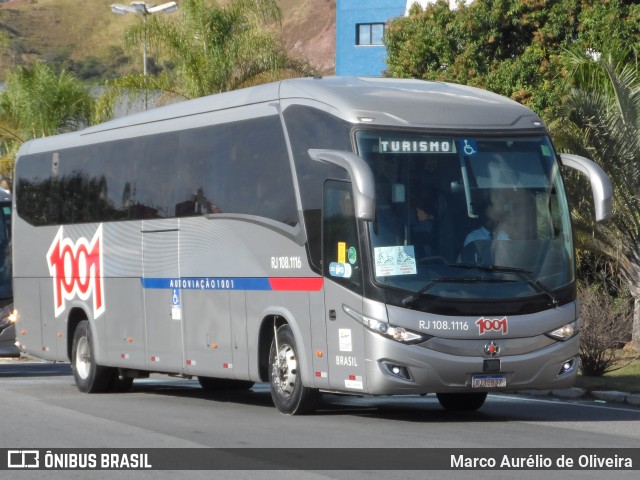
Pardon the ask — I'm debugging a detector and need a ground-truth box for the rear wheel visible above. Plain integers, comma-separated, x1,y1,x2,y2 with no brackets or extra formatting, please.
269,324,320,415
71,320,113,393
198,377,254,391
436,392,487,412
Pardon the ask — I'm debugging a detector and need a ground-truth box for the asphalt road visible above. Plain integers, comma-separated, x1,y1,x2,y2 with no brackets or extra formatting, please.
1,359,639,480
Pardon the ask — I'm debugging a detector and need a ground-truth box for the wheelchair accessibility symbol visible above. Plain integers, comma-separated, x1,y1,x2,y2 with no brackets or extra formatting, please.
171,288,182,320
172,288,181,306
463,139,478,156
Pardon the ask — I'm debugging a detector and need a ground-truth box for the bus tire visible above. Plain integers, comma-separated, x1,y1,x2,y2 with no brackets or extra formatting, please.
71,320,113,393
436,392,487,412
198,377,254,391
269,324,320,415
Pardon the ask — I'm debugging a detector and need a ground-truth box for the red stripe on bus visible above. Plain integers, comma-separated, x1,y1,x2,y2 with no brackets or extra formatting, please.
268,277,324,291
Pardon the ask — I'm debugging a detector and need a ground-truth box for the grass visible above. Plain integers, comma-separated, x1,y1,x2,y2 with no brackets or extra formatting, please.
576,352,640,394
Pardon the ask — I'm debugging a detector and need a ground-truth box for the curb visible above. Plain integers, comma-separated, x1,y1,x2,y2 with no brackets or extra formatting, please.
519,387,640,407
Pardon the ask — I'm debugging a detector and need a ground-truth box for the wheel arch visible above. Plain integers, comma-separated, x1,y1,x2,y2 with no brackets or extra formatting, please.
258,314,288,382
66,307,88,362
257,308,313,385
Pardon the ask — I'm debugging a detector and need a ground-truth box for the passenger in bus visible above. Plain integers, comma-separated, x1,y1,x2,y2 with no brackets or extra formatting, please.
411,194,437,258
463,197,509,247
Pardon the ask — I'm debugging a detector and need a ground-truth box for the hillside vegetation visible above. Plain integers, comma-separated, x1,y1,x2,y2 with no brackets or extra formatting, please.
0,0,335,80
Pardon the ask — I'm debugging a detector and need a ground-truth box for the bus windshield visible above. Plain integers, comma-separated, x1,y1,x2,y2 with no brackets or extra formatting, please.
355,130,574,302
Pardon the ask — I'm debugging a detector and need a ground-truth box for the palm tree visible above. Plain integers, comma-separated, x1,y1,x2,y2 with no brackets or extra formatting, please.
107,0,314,107
0,61,94,181
551,45,640,347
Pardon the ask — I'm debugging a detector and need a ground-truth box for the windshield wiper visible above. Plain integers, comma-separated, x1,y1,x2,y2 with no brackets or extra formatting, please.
450,264,559,307
401,277,501,307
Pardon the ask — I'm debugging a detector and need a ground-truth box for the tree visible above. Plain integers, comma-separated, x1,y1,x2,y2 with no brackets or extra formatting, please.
385,0,640,117
551,44,640,347
578,282,633,376
0,61,94,180
104,0,315,108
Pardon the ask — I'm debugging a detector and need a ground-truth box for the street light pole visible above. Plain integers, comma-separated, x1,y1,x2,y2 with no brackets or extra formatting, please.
111,2,178,76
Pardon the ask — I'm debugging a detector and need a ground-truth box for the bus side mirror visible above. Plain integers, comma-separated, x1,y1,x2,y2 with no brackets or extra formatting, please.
560,153,613,222
308,149,376,221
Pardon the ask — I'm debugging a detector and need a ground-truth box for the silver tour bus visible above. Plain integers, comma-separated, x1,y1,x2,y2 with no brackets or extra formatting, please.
12,77,612,414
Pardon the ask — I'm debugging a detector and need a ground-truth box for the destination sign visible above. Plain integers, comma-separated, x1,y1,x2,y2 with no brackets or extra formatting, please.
379,138,456,154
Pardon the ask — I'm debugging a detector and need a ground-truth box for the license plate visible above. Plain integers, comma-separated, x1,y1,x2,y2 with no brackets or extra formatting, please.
472,374,507,388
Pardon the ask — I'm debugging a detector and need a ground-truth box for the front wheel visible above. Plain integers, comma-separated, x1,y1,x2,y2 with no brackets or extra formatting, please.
436,392,488,412
269,325,320,415
71,320,113,393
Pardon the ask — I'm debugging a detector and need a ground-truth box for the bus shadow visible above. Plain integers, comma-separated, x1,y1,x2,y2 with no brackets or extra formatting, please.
0,361,72,378
128,380,640,423
132,380,277,410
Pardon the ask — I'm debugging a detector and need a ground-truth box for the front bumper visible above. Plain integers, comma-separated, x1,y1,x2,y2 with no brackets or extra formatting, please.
363,329,579,395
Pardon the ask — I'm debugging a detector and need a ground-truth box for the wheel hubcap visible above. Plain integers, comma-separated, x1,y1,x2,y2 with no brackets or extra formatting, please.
272,343,297,397
75,336,91,380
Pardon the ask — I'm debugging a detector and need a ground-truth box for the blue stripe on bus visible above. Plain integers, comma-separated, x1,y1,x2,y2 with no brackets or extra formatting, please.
141,277,271,291
140,277,324,292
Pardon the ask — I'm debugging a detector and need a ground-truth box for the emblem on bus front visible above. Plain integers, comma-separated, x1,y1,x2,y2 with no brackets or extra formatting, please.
484,341,500,357
476,316,508,335
46,225,105,319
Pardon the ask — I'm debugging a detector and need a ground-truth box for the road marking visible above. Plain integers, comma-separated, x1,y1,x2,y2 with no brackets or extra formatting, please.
494,394,640,414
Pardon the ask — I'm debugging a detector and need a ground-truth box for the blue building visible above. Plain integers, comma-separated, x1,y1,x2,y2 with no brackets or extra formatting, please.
335,1,464,77
335,0,406,77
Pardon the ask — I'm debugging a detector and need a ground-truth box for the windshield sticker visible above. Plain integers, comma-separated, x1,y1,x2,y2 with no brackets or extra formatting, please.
541,144,552,157
347,246,357,265
374,246,417,277
338,241,346,263
379,138,455,154
329,262,352,278
461,139,478,156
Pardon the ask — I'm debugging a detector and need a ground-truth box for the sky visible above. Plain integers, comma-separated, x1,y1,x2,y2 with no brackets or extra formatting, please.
405,0,473,15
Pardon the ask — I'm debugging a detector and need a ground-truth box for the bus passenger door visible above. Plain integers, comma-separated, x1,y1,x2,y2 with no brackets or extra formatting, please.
142,219,184,371
322,181,367,392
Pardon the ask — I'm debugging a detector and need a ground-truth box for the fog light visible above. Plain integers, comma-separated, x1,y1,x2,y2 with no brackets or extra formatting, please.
381,362,412,381
557,358,576,376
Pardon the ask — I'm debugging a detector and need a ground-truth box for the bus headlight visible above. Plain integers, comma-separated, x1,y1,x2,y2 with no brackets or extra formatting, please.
546,321,579,341
0,305,16,332
362,316,428,344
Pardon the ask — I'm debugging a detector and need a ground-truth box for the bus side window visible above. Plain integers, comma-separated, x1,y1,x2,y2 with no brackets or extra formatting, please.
323,181,362,293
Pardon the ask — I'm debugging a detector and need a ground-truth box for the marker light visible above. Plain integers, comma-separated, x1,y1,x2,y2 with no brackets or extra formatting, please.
546,321,579,341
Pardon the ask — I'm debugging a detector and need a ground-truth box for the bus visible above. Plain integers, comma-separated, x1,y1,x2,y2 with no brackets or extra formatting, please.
0,188,11,304
0,188,17,356
12,77,612,414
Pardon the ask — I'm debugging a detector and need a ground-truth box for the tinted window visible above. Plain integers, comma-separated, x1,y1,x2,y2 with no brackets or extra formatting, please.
15,115,298,227
323,181,362,293
283,105,352,271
